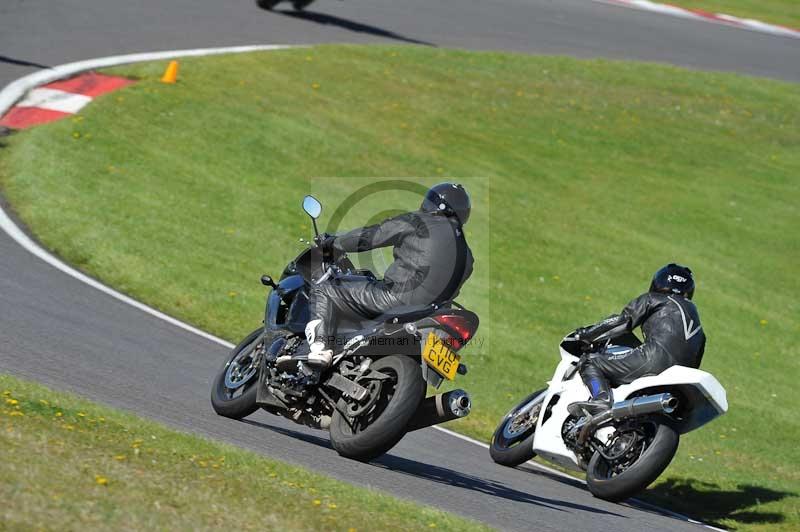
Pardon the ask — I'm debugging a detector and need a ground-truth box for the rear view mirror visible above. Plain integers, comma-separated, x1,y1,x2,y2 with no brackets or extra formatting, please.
302,195,322,219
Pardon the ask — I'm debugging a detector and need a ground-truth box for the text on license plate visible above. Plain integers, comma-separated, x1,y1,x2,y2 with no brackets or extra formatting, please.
422,332,460,380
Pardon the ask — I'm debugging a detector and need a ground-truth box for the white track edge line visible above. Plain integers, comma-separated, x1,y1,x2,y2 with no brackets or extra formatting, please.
0,44,720,532
591,0,800,39
0,45,299,118
0,45,300,348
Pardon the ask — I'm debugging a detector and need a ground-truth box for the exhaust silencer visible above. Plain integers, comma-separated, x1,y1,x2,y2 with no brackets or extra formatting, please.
406,389,471,432
612,393,678,420
578,392,678,444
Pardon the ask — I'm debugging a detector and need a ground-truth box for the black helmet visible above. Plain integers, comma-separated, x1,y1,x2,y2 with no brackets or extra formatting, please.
421,183,471,225
650,263,695,299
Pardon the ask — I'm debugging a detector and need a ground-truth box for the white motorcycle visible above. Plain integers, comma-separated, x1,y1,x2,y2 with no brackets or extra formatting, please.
490,330,727,501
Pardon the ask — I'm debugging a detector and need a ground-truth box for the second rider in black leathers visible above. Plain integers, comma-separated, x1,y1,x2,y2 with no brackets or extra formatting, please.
568,263,706,417
293,183,474,368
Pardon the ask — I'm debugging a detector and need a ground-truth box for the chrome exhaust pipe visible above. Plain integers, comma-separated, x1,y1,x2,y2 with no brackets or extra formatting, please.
612,393,678,419
578,393,677,445
406,389,471,432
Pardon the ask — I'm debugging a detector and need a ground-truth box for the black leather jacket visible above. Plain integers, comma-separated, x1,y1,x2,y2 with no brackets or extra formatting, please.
333,211,474,305
580,292,706,368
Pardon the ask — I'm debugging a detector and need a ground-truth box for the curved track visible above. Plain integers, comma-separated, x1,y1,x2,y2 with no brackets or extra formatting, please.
1,1,796,530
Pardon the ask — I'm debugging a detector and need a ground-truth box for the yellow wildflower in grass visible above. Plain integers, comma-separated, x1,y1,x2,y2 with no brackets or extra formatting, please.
2,391,10,396
55,412,63,417
39,399,49,406
313,499,322,506
77,412,86,417
72,132,81,139
9,411,24,417
327,503,337,509
95,475,109,486
5,399,18,406
114,455,127,461
760,319,768,326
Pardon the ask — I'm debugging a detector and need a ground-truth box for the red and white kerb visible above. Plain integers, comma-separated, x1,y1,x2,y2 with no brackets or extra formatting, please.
0,72,134,130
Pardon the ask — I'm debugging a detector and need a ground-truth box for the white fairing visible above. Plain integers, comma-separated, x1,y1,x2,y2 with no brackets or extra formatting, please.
530,343,728,471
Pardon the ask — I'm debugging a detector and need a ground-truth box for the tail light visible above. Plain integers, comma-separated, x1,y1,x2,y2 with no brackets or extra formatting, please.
433,314,476,350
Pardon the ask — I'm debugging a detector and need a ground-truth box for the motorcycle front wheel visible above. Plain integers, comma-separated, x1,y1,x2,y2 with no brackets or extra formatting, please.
210,328,267,419
329,355,425,461
490,389,546,467
586,420,679,502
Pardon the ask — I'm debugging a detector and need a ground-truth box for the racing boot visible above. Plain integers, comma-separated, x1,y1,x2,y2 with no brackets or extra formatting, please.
568,362,612,417
277,319,333,370
306,341,333,367
305,319,333,367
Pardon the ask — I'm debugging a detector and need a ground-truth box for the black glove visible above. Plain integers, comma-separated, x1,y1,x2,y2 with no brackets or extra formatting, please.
314,233,336,251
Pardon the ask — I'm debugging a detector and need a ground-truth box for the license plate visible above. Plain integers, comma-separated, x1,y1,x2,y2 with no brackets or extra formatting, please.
422,332,461,380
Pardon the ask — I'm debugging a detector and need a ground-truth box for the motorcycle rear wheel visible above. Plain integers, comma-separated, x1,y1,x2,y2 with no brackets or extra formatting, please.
210,328,266,419
490,389,546,467
586,421,679,502
329,355,425,461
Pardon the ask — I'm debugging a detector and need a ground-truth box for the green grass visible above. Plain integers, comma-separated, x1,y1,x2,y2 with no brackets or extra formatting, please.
0,374,487,531
0,45,798,530
661,0,800,29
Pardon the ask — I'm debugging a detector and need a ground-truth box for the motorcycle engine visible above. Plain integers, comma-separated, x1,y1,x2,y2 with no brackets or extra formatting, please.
266,336,319,402
561,416,592,468
561,416,582,450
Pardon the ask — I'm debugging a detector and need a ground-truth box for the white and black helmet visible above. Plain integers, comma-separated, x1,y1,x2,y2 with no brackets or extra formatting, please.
420,183,471,226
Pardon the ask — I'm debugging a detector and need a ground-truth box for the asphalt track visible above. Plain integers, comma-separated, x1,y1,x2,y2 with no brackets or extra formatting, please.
1,0,797,530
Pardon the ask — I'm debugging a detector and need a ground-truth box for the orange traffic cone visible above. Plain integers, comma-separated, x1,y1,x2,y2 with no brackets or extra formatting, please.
161,61,179,84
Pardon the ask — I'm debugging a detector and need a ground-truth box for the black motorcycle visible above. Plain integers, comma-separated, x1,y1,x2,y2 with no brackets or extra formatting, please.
211,195,478,460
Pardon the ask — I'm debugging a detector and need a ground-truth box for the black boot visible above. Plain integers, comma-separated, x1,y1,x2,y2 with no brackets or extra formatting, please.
568,361,612,417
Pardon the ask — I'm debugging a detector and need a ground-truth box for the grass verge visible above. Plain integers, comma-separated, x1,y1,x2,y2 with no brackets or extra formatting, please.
660,0,800,29
0,373,487,531
0,45,798,530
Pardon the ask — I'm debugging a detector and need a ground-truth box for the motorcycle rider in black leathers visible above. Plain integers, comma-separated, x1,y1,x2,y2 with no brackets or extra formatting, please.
287,183,474,368
567,264,705,417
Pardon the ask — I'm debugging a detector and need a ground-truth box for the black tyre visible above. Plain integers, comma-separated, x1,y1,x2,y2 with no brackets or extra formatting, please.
586,421,679,502
329,355,426,461
490,389,546,467
292,0,314,10
210,328,266,419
